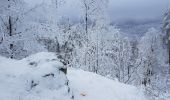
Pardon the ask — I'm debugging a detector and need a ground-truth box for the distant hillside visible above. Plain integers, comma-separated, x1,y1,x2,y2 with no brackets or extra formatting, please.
112,19,162,38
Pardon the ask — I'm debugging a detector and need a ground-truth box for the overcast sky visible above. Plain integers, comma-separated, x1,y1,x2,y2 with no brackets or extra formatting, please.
62,0,170,23
108,0,170,22
26,0,170,23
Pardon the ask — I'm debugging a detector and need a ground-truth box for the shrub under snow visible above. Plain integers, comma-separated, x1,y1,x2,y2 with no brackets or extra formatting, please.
0,52,73,100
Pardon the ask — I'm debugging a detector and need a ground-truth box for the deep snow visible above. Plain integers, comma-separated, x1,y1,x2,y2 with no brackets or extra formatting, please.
0,52,148,100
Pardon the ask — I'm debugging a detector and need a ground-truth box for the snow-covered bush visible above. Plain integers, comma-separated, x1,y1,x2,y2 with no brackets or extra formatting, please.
0,52,73,100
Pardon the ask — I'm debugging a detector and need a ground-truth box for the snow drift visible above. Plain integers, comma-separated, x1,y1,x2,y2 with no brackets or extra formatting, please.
67,68,148,100
0,52,72,100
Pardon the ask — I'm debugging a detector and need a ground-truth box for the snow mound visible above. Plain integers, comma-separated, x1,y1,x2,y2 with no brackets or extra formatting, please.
67,68,147,100
0,52,72,100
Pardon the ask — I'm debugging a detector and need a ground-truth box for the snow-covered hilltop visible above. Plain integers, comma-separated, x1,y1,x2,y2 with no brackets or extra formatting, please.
0,52,147,100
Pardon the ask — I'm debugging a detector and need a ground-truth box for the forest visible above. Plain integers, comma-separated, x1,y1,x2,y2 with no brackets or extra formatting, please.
0,0,170,100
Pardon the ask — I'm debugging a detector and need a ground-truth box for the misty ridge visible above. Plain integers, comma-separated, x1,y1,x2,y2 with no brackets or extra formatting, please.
0,0,170,100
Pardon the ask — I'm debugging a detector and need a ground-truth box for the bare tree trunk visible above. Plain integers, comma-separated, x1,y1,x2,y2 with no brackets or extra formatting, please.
168,39,170,74
9,17,14,59
96,29,99,74
8,0,14,59
55,0,58,9
85,9,88,35
84,1,88,66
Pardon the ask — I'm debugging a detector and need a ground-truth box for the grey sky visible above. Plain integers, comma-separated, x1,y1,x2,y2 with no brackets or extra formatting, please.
26,0,170,22
61,0,170,22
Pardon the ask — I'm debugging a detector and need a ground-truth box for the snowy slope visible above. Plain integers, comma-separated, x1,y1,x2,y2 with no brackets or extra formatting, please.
67,68,147,100
0,52,147,100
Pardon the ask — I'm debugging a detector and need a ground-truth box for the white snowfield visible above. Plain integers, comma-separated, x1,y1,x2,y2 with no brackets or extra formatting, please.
67,68,147,100
0,52,147,100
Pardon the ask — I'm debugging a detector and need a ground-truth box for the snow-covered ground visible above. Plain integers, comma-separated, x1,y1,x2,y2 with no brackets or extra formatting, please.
0,52,148,100
67,68,147,100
